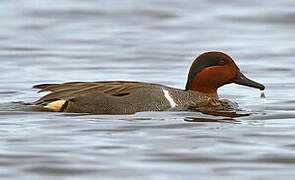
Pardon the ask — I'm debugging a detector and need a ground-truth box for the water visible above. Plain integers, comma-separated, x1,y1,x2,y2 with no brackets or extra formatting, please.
1,0,295,179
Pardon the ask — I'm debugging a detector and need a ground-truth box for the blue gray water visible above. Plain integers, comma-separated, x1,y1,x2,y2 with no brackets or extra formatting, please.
1,0,295,179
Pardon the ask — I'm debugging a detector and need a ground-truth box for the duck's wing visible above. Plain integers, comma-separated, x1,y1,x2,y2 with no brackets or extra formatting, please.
33,81,153,105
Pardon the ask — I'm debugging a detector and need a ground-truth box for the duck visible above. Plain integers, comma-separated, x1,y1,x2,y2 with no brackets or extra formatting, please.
31,51,265,114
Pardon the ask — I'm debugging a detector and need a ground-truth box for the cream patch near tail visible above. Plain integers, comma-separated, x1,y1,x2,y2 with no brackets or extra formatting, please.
44,100,66,112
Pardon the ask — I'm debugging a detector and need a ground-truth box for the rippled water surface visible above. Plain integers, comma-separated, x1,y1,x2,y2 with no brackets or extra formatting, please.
1,0,295,179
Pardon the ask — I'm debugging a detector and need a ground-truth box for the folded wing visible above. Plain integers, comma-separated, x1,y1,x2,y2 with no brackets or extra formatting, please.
33,81,152,105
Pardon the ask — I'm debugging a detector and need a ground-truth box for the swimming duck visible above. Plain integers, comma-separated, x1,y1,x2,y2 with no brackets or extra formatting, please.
32,51,265,114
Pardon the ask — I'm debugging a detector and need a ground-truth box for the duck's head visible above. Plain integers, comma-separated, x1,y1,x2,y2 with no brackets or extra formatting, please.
185,51,265,96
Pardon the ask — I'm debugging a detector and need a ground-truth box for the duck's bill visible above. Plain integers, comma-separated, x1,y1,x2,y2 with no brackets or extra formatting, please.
233,71,265,90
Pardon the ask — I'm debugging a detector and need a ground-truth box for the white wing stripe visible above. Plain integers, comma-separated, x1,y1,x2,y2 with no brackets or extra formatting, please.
162,89,177,108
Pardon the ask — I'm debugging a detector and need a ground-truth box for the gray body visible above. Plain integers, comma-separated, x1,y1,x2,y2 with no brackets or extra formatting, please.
33,81,216,114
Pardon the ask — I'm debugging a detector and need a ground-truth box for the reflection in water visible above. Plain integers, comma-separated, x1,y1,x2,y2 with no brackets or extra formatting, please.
184,117,239,123
200,110,250,118
184,110,249,123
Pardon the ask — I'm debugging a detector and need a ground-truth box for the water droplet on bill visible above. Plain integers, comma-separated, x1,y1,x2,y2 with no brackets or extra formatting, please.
260,90,266,102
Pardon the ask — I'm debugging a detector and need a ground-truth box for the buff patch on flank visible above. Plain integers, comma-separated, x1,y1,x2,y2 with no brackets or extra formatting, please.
45,100,66,112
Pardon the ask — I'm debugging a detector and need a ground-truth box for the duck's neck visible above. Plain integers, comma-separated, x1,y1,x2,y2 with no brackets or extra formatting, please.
188,86,218,97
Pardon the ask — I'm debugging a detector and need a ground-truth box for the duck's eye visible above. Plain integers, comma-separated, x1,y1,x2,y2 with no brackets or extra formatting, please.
217,59,228,65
